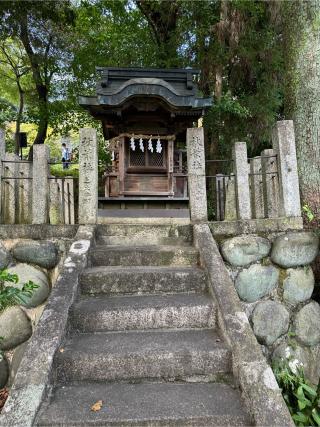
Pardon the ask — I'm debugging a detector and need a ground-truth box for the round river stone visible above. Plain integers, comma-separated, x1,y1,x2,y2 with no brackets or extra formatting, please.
12,240,59,269
235,264,279,303
271,232,319,268
6,264,50,308
252,301,289,345
0,354,9,388
283,267,314,305
0,306,32,351
221,235,271,267
294,301,320,346
0,242,10,270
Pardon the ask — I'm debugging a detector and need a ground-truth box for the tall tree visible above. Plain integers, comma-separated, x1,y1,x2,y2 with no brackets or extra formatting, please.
0,38,30,153
136,0,181,67
0,1,75,145
283,1,320,219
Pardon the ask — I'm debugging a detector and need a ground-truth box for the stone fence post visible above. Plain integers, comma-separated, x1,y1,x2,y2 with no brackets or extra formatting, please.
261,148,279,218
233,141,251,219
79,128,98,224
272,120,301,217
250,156,264,219
32,144,50,224
186,127,208,222
0,129,5,221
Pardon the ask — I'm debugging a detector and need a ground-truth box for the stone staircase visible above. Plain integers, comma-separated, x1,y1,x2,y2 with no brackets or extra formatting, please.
36,224,252,426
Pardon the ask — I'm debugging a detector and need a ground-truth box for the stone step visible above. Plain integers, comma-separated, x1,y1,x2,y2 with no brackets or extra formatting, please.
80,266,207,295
56,329,230,383
90,245,199,267
96,223,192,241
96,234,192,246
37,382,252,426
70,293,216,332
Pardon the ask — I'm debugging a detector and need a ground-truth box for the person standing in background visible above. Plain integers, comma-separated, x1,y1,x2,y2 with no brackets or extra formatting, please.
61,143,70,169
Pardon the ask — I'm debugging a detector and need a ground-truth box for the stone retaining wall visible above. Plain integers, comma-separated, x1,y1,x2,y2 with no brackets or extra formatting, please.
219,230,320,384
0,237,71,390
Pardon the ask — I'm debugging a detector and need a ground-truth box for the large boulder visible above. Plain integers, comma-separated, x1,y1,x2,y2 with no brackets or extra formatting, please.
6,264,50,308
0,354,9,388
271,232,319,268
252,301,289,345
221,235,271,267
0,242,11,270
12,240,59,269
235,264,279,302
294,301,320,346
0,306,32,351
283,267,314,305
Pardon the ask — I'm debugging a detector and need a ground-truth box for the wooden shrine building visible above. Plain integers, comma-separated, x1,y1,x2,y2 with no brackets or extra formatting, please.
79,67,212,209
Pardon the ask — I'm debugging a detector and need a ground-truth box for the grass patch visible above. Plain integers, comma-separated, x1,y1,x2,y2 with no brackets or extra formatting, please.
50,164,79,178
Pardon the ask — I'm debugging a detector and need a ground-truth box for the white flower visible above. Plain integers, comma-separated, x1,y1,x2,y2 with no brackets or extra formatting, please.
285,347,291,359
289,358,303,374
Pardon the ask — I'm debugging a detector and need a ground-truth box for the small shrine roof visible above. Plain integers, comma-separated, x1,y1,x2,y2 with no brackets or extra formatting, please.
79,67,212,138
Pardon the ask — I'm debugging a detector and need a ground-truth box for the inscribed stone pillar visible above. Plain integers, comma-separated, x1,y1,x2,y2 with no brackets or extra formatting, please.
233,142,251,219
186,127,208,222
261,148,279,218
32,144,49,224
272,120,301,217
79,128,98,224
250,157,264,219
0,129,5,221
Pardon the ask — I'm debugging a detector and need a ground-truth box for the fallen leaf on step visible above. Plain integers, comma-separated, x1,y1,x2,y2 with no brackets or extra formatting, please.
91,400,103,412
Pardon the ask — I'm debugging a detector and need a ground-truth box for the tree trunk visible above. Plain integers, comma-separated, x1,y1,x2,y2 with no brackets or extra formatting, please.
14,80,24,155
136,0,180,67
33,84,48,145
19,13,49,145
283,1,320,220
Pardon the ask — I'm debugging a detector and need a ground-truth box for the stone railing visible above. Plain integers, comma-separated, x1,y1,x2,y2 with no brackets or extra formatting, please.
0,131,76,225
205,121,302,223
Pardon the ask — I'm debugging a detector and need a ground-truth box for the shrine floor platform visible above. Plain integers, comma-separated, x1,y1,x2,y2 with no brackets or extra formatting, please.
97,209,191,224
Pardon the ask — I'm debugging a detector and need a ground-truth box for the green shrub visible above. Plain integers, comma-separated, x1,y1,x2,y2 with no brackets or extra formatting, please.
273,359,320,426
0,269,39,311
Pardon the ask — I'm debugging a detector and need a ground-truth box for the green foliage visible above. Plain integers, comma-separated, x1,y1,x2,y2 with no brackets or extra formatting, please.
0,0,287,158
0,269,39,311
50,164,79,178
302,204,315,222
273,360,320,426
